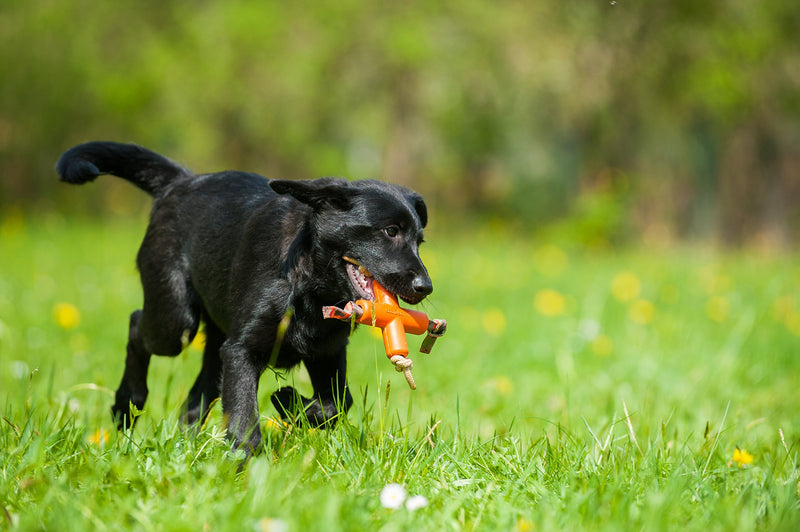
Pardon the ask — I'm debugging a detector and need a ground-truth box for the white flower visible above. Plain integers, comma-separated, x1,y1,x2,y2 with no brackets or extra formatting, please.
10,360,29,380
577,318,600,341
380,483,407,509
255,517,289,532
405,495,429,511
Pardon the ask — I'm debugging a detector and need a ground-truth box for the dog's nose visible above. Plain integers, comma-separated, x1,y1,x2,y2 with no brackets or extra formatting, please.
412,275,433,297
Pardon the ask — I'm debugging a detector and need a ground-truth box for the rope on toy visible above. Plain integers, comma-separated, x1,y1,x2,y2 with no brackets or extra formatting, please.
390,355,416,390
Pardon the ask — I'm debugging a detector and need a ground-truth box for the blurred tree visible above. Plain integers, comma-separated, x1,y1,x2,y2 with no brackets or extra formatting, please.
1,0,798,246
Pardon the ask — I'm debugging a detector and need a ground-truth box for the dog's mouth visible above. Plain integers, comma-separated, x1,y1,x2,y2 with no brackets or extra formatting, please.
343,256,429,305
343,256,375,301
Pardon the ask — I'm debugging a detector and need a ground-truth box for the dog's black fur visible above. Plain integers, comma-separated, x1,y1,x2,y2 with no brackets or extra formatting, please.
56,141,433,453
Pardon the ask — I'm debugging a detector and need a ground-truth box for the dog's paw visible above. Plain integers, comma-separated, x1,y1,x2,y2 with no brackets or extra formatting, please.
270,386,301,421
270,387,349,428
111,401,142,431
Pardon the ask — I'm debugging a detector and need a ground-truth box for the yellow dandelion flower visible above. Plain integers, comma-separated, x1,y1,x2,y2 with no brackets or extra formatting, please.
190,329,207,350
772,295,794,322
53,302,81,330
699,267,732,295
484,375,514,396
731,447,754,467
264,417,290,431
515,517,535,532
591,334,613,357
785,310,800,336
706,296,730,323
87,428,109,447
629,299,655,325
534,289,566,317
482,308,507,336
611,272,641,302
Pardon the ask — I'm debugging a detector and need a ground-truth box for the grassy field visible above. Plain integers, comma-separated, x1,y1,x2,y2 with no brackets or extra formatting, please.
1,214,799,531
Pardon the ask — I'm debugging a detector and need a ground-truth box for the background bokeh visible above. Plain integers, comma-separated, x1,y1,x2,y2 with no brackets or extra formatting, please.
3,4,800,528
2,0,799,248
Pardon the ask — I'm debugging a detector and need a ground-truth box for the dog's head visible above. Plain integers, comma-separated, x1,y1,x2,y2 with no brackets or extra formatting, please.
270,178,433,305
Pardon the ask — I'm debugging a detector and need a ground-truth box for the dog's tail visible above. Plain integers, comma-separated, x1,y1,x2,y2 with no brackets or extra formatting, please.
56,141,191,197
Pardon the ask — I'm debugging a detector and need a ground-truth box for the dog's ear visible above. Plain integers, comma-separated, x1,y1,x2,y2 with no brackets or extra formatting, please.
270,178,351,211
408,193,428,228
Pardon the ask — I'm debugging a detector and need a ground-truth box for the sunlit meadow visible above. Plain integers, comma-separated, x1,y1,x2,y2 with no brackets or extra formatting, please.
1,214,799,530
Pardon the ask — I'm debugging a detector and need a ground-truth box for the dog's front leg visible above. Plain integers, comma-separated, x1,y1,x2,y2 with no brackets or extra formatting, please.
271,348,353,426
305,349,353,424
220,340,263,454
183,321,225,426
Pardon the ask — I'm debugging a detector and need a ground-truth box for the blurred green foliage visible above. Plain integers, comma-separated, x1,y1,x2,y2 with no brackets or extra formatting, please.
2,0,799,245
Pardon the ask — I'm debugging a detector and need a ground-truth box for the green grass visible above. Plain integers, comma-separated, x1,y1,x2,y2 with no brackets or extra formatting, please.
1,215,799,531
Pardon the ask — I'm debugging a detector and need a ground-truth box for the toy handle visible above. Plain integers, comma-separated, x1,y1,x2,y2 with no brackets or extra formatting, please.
382,317,409,358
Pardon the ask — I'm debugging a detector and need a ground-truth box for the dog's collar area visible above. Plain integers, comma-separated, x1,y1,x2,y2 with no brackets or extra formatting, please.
343,256,375,300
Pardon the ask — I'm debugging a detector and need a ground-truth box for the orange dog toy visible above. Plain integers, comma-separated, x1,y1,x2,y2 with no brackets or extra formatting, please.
322,281,446,389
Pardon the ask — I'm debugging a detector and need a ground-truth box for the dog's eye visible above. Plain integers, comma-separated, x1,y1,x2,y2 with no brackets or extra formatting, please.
384,226,400,238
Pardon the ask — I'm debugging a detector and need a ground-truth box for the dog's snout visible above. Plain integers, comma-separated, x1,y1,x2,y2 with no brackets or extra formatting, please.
412,275,433,297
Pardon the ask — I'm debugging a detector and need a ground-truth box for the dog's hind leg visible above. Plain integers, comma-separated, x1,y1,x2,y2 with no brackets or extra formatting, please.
271,349,353,426
113,234,202,429
183,320,225,426
112,310,151,429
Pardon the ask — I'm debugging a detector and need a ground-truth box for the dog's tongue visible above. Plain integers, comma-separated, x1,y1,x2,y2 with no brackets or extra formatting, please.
346,262,375,300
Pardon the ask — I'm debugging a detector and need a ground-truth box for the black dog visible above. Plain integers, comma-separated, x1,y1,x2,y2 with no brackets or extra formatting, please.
56,141,433,453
